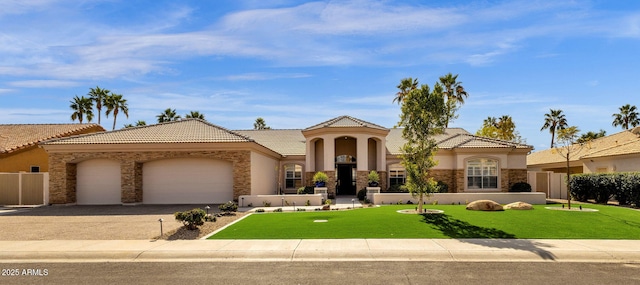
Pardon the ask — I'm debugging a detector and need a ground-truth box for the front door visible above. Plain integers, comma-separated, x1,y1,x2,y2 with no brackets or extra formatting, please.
337,164,356,195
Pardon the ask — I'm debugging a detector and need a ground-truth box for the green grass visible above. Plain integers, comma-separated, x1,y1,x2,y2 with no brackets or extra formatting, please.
208,204,640,239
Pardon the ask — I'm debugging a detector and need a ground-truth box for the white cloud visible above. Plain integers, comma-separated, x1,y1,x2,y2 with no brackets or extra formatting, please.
217,72,312,81
9,80,81,88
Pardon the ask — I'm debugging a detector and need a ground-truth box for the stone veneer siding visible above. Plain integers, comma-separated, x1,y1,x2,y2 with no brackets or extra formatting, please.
48,150,251,204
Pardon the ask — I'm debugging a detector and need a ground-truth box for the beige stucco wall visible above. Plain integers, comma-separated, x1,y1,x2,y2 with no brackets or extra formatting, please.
0,147,49,173
251,152,278,195
583,154,640,173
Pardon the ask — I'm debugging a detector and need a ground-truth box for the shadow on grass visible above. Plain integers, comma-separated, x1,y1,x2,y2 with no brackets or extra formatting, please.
421,213,556,260
421,213,515,239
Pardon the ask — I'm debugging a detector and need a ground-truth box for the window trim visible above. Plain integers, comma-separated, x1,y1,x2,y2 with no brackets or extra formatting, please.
465,158,500,191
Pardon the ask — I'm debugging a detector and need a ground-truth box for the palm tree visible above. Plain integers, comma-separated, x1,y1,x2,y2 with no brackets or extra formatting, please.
253,117,271,130
185,111,205,120
540,109,568,148
439,73,468,128
612,104,640,130
135,120,146,126
87,86,110,125
157,108,181,123
70,95,94,124
104,93,129,130
393,77,418,104
577,129,606,143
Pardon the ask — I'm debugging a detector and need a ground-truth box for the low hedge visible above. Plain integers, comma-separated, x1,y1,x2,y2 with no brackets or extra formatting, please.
570,172,640,205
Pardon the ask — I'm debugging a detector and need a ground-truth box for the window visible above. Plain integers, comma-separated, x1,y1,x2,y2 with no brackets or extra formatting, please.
30,166,40,173
389,164,406,186
284,164,302,189
467,159,498,189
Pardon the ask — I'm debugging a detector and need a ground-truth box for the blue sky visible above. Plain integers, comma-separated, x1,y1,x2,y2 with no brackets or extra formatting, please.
1,0,639,151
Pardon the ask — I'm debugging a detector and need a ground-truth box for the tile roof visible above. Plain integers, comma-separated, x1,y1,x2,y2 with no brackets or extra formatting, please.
0,124,104,154
236,129,306,156
527,129,640,165
41,119,253,145
304,115,388,131
385,128,530,155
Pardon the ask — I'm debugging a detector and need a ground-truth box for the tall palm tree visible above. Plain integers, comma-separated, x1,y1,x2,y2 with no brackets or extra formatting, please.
612,104,640,130
87,86,110,125
439,73,468,128
393,77,418,105
185,111,205,120
70,95,94,124
253,117,271,130
540,109,568,148
157,108,181,123
104,93,129,130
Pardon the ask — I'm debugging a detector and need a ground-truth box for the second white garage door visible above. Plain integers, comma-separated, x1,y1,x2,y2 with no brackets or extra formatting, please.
142,158,233,204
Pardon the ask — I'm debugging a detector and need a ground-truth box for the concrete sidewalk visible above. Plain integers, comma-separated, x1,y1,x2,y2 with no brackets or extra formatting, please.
1,239,639,263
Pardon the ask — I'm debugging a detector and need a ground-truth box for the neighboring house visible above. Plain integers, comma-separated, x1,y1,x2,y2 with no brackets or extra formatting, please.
0,124,105,173
40,116,532,205
527,127,640,174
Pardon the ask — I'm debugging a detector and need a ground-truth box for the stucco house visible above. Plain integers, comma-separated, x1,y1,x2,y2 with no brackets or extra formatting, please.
40,116,532,205
0,124,104,173
527,127,640,174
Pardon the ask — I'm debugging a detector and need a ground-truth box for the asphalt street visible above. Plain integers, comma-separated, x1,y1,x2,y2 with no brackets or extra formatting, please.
2,261,640,285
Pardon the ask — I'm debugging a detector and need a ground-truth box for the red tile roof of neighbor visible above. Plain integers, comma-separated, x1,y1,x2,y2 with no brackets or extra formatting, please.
0,124,104,154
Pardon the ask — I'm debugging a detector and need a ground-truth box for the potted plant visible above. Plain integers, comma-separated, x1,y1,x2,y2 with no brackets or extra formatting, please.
313,171,328,187
368,170,380,187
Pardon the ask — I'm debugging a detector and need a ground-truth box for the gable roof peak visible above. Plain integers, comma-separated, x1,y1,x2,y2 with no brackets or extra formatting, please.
304,115,388,131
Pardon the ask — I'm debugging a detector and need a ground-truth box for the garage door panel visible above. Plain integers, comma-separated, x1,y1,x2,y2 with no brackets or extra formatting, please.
76,159,121,205
143,158,233,204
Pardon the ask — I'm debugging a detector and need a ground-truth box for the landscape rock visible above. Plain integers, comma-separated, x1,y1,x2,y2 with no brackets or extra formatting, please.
504,201,533,210
466,200,504,211
322,205,331,211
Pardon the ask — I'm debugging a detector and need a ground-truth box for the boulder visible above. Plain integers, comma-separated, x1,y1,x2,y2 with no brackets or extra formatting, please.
322,205,331,211
466,200,503,211
504,201,533,210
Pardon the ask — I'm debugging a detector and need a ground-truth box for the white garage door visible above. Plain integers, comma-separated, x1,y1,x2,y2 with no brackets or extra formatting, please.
142,158,233,204
76,159,121,205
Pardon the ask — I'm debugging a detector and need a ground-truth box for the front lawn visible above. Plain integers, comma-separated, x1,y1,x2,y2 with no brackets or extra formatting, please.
208,204,640,239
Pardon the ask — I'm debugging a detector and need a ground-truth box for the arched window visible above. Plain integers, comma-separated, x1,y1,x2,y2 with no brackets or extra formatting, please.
467,159,498,189
284,164,302,189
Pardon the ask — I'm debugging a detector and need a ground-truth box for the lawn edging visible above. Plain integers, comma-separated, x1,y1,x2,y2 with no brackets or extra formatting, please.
372,192,546,205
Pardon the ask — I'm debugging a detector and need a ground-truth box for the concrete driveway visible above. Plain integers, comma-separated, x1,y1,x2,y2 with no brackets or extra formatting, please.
0,205,216,240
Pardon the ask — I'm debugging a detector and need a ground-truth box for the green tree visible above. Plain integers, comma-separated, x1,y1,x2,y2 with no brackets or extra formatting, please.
87,86,110,125
439,73,468,128
397,80,446,213
540,109,567,148
157,108,181,123
612,104,640,130
393,77,418,105
70,95,94,124
577,129,606,143
253,117,271,130
476,115,521,142
185,111,205,120
555,126,581,209
135,120,146,126
104,93,129,130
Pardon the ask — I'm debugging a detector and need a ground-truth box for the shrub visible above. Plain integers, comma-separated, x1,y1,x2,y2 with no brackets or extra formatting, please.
313,172,328,183
205,215,217,222
305,200,311,206
263,201,271,207
297,187,306,194
219,201,238,215
509,182,532,192
174,208,206,230
570,172,640,205
255,209,265,213
368,170,380,186
296,208,306,212
357,188,367,201
436,181,449,193
387,184,408,193
273,208,283,212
